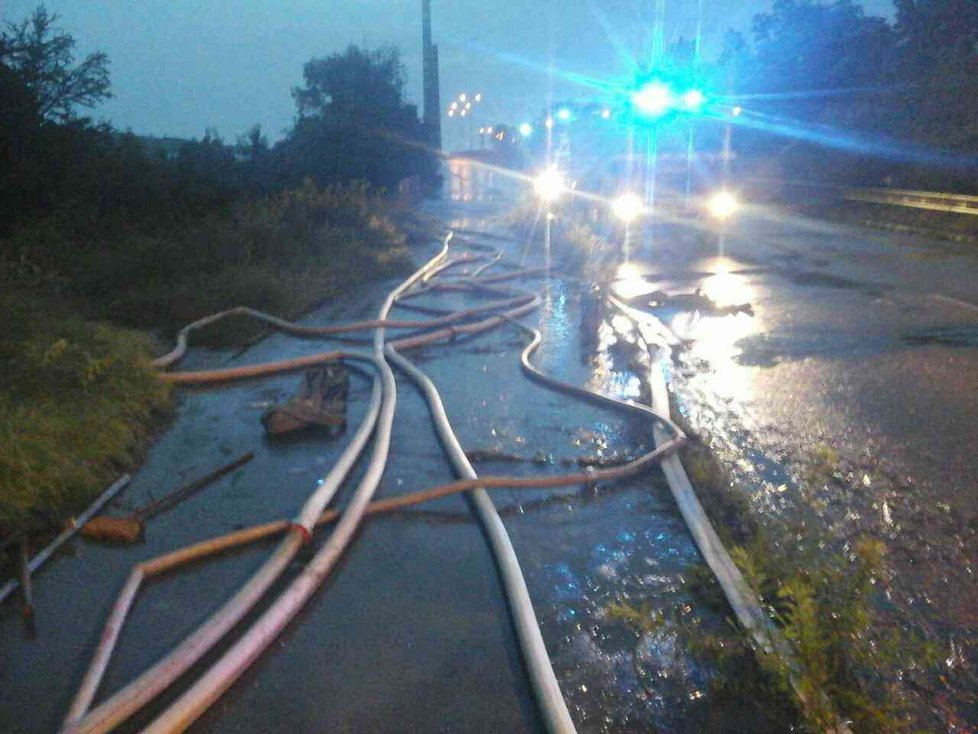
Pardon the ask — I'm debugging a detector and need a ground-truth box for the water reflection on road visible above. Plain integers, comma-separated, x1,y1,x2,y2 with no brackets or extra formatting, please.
0,177,785,734
448,156,527,203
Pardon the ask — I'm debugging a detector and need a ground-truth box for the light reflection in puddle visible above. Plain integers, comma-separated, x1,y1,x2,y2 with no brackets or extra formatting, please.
664,262,761,404
591,319,643,401
615,258,799,516
701,268,751,308
612,262,658,300
679,312,757,402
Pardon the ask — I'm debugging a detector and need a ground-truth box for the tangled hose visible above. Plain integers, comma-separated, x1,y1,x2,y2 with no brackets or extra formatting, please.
63,236,453,734
62,230,689,734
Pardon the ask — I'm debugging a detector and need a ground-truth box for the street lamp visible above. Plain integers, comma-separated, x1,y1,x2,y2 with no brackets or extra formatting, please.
612,191,644,261
451,92,484,150
681,89,705,111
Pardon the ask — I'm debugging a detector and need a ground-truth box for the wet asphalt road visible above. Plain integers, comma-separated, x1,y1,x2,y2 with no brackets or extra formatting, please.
2,164,976,732
626,207,978,725
0,168,760,734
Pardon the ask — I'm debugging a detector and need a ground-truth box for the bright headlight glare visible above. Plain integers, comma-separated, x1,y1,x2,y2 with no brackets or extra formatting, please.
533,167,566,202
707,191,740,220
612,192,644,223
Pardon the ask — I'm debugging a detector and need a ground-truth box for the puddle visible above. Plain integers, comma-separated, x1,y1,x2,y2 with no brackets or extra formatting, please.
734,331,895,366
779,268,886,297
902,324,978,348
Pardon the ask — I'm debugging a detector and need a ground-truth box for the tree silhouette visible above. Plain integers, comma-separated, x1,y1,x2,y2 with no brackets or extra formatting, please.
283,45,436,190
0,5,111,124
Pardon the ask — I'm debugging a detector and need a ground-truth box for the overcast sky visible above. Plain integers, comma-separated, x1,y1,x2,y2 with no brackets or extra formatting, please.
2,0,893,147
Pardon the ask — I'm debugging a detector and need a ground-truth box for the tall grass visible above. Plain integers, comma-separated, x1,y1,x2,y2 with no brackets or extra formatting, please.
0,294,170,534
3,180,412,335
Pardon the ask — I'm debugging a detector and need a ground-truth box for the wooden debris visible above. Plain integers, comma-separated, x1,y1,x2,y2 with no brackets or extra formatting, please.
80,452,254,544
261,365,350,437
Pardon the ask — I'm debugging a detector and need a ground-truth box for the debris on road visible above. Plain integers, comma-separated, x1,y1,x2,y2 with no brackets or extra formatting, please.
0,475,132,606
646,288,754,317
261,365,350,437
81,452,254,544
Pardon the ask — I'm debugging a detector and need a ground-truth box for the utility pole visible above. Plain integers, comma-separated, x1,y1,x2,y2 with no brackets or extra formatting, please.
422,0,442,151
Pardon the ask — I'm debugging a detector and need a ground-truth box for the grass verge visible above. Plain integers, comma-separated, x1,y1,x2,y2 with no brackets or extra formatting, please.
679,436,939,732
0,293,171,536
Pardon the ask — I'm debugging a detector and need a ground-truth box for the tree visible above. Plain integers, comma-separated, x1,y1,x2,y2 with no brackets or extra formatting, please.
293,45,407,124
750,0,896,95
283,45,437,190
0,5,111,124
891,0,978,153
237,124,268,163
894,0,978,73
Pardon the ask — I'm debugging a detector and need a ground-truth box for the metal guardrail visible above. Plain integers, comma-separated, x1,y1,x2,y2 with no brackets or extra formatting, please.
844,187,978,215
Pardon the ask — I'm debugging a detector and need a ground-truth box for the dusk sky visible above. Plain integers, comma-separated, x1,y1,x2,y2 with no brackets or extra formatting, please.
2,1,893,147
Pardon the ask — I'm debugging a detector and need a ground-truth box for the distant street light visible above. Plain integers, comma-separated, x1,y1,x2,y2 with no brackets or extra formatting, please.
533,166,565,282
519,123,533,137
450,92,483,149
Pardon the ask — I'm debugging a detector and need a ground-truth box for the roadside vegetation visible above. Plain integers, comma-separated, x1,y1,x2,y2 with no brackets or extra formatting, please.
0,295,170,533
0,6,438,538
680,439,938,732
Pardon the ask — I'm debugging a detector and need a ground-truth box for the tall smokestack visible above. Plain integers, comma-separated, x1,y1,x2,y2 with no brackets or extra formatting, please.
422,0,442,150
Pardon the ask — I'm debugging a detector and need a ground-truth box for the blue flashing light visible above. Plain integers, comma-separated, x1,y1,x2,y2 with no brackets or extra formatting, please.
631,81,673,118
682,89,705,111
